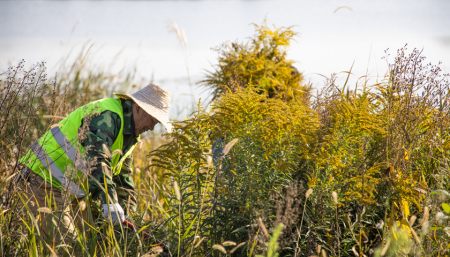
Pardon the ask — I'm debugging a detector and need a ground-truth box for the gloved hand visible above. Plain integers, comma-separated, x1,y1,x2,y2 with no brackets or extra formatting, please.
122,219,137,232
102,203,125,224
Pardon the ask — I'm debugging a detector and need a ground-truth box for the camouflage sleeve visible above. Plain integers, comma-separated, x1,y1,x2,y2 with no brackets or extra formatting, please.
80,111,121,205
113,157,137,215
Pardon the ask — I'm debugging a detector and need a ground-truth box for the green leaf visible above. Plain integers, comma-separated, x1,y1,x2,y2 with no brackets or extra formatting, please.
442,203,450,215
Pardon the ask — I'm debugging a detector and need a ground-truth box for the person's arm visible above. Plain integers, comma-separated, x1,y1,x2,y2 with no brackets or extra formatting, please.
113,157,137,215
80,111,122,218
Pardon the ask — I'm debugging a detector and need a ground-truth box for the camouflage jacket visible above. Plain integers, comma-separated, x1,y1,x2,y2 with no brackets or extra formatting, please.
81,99,137,213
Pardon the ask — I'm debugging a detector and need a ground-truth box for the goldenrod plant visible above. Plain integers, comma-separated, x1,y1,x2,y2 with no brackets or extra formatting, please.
0,24,449,256
202,24,310,103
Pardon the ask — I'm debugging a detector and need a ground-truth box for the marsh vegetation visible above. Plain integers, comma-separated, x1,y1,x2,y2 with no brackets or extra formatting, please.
0,25,449,256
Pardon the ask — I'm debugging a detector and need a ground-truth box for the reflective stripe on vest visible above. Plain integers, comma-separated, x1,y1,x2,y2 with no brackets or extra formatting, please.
30,141,85,198
50,126,89,174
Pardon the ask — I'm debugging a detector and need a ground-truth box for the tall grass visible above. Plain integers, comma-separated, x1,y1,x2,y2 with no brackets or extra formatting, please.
0,51,144,256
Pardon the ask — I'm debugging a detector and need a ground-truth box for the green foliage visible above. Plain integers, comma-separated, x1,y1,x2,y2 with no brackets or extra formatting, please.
1,24,449,257
150,109,214,256
314,89,385,205
301,46,450,256
208,88,317,246
146,28,450,257
374,224,414,257
147,24,319,256
255,223,284,257
148,87,318,256
203,24,309,102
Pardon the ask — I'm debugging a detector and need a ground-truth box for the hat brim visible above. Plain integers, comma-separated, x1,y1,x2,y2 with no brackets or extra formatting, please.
115,93,172,133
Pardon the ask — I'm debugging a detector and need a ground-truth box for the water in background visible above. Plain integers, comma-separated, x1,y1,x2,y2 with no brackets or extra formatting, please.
1,0,449,119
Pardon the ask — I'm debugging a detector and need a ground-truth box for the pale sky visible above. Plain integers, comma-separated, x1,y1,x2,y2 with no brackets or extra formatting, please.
1,0,449,117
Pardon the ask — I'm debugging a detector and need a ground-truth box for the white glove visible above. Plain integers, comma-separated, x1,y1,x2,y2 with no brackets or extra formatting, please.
102,203,125,224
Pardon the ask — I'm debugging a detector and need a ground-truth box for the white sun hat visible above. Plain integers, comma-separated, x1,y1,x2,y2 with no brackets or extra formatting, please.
115,84,172,133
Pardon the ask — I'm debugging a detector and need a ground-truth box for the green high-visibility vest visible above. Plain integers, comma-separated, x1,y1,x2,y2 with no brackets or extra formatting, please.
20,98,134,198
